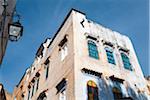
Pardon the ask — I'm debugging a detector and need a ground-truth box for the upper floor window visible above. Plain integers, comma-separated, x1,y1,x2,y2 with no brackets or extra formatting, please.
147,85,150,93
36,44,44,58
60,44,68,61
35,72,40,92
26,74,29,81
14,97,17,100
26,69,31,81
87,80,99,100
56,78,67,100
28,90,30,100
59,35,68,61
44,58,50,79
45,65,49,79
36,78,39,92
88,40,99,59
105,47,116,65
59,88,66,100
31,83,35,97
121,52,132,71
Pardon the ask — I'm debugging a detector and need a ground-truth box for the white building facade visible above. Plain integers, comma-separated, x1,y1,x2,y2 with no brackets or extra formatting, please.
13,9,150,100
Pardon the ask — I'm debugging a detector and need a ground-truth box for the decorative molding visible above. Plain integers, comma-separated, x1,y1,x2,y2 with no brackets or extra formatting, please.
117,45,129,53
109,75,124,83
84,32,99,42
81,68,102,78
102,39,114,48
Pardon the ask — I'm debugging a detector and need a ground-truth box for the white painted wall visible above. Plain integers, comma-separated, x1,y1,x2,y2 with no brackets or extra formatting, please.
72,10,150,99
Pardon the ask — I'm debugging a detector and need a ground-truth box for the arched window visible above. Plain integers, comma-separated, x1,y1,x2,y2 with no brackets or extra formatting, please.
37,92,47,100
88,40,99,59
105,47,115,65
112,87,123,99
121,53,132,71
87,80,99,100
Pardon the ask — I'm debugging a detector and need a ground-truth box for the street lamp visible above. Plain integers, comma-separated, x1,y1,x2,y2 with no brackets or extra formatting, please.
8,7,23,41
0,0,23,65
1,0,23,41
8,20,23,41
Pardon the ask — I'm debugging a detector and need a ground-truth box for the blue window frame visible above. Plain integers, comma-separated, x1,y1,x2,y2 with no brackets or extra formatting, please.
88,40,99,59
105,47,115,65
121,53,132,71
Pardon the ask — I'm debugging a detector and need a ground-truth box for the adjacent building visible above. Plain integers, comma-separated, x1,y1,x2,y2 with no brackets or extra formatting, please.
0,0,16,64
145,76,150,95
0,83,6,100
13,9,150,100
0,83,12,100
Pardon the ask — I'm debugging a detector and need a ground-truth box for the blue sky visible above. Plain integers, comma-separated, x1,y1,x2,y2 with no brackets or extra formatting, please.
0,0,149,93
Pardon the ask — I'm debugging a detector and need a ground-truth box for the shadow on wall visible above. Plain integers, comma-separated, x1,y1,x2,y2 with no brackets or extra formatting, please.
127,85,148,100
98,77,148,100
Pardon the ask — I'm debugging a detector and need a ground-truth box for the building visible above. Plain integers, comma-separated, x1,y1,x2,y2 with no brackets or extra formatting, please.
145,76,150,95
0,83,12,100
0,0,16,64
0,83,6,100
12,9,150,100
5,90,12,100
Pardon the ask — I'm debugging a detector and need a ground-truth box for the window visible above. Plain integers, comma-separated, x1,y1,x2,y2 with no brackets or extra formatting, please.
14,97,17,100
105,47,115,65
110,76,124,100
44,58,50,79
26,74,29,81
56,78,67,100
121,53,132,71
27,89,30,100
45,63,49,79
87,80,99,100
36,44,44,57
59,35,68,61
21,93,24,98
88,40,99,59
35,72,40,92
37,92,47,100
59,89,66,100
31,84,35,97
36,78,39,91
112,87,123,100
60,44,68,61
147,85,150,93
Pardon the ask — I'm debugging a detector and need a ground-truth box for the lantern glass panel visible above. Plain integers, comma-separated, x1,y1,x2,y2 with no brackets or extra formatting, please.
9,25,21,37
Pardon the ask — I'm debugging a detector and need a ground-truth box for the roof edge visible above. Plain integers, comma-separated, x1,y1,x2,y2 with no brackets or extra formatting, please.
49,8,85,47
71,8,86,15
